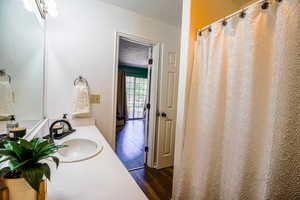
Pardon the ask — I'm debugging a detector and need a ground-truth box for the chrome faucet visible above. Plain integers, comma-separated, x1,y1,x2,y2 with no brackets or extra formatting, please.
48,120,76,143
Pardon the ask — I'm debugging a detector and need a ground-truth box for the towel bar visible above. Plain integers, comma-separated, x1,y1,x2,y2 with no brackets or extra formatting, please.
74,76,88,86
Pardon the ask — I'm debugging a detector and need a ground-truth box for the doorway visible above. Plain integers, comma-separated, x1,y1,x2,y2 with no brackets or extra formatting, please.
113,32,178,200
114,34,158,171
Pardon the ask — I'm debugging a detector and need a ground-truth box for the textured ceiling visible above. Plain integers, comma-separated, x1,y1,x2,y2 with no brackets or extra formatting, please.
98,0,182,26
119,39,150,68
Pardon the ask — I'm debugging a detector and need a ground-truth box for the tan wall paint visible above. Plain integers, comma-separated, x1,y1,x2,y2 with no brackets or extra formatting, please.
190,0,254,37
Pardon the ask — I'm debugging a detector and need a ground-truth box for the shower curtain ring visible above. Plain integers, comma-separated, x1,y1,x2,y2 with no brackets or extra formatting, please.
261,0,269,9
222,19,227,26
240,10,246,18
208,26,212,32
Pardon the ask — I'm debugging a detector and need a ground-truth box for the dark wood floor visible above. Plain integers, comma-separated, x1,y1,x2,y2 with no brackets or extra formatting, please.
130,167,174,200
116,120,145,170
116,120,173,200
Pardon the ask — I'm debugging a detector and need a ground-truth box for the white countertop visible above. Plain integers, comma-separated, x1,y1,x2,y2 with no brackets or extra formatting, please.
47,126,148,200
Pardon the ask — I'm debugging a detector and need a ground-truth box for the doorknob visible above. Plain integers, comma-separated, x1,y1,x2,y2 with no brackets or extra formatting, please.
161,112,167,118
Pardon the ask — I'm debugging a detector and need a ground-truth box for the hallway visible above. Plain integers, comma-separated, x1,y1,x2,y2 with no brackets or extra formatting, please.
116,120,145,170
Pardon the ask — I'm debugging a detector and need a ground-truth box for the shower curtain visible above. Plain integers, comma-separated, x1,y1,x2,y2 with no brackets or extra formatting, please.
175,0,300,199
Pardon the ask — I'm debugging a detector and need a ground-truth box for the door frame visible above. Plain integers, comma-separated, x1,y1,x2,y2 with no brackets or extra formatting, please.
112,32,161,168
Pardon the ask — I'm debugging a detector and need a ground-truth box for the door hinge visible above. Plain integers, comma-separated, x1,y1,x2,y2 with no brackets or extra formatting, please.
148,58,153,65
146,103,151,110
145,146,149,152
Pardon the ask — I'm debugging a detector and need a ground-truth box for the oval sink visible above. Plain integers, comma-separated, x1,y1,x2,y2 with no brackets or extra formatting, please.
58,138,103,163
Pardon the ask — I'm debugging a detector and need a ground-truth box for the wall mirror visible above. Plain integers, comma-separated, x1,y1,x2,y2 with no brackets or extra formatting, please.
0,0,45,134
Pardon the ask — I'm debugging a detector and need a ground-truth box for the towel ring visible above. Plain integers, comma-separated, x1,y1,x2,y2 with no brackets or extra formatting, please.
74,76,88,87
0,70,11,83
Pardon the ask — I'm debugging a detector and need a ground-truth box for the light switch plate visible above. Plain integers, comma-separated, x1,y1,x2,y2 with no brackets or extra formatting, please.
90,94,100,104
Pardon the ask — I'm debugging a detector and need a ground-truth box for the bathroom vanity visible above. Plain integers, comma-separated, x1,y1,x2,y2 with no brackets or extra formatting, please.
45,124,148,200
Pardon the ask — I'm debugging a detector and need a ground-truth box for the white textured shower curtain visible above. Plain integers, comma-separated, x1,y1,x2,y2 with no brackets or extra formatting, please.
175,0,300,199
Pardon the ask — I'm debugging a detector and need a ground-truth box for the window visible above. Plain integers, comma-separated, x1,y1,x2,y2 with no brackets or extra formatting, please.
126,76,148,119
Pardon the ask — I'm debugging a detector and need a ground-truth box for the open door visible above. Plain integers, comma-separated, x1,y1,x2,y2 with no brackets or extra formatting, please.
145,43,160,168
144,47,152,164
155,51,179,169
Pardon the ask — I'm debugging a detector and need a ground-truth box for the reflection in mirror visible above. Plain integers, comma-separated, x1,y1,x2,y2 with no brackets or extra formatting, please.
0,0,45,134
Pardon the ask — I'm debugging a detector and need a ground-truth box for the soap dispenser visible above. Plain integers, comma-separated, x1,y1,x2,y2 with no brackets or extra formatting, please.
6,115,19,131
7,115,19,139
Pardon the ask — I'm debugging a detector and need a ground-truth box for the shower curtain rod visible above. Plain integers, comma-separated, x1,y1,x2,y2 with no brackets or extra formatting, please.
196,0,283,34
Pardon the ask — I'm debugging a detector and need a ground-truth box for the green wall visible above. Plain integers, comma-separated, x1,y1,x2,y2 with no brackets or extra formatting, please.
119,65,148,78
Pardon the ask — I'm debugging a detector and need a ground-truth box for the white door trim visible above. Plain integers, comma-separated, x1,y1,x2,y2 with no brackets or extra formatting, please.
112,31,161,168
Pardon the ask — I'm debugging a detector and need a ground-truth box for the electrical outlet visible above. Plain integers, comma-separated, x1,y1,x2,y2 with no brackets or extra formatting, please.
90,94,100,104
94,95,100,104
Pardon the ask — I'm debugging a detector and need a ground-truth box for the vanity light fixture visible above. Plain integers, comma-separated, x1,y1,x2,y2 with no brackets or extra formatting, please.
21,0,44,25
35,0,46,19
35,0,58,19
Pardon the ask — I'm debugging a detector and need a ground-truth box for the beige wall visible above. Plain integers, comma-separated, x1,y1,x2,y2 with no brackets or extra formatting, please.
190,0,254,37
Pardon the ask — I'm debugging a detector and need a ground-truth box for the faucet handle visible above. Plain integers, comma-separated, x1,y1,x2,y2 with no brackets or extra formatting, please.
63,113,68,119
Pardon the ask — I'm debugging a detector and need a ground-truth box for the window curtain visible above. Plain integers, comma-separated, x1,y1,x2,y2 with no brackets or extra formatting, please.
116,71,128,126
174,0,300,199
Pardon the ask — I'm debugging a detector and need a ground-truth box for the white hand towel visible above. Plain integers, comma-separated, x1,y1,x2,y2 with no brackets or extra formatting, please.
0,80,14,120
72,81,90,118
